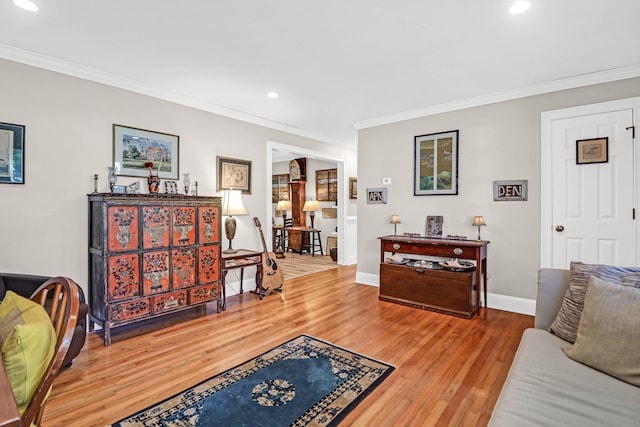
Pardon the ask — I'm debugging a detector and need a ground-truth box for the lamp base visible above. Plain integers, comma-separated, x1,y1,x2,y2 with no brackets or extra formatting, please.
224,216,238,253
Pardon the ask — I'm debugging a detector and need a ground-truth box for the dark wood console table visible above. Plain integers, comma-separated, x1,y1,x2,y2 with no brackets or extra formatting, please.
379,236,490,311
221,249,263,310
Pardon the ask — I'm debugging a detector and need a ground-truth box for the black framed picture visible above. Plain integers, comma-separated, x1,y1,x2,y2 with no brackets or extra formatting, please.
414,130,459,195
576,137,608,164
0,122,25,184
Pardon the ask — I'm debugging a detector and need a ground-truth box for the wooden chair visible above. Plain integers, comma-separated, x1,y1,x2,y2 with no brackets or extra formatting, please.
19,277,81,426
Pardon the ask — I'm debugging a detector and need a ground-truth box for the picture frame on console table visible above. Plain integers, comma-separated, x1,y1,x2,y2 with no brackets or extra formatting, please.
0,122,25,184
414,130,458,196
113,124,180,180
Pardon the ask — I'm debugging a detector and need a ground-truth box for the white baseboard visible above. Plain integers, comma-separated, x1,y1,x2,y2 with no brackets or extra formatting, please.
355,271,535,316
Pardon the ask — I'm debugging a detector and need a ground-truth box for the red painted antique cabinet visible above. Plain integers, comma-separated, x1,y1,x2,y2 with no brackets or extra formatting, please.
88,194,221,345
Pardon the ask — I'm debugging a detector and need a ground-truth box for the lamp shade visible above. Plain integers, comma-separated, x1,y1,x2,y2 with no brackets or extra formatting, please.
275,200,292,212
222,190,248,216
472,216,486,227
390,215,401,224
302,200,321,212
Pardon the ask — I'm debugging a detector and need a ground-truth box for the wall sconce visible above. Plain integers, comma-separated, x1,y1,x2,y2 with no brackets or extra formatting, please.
275,200,292,226
472,216,487,241
390,215,401,235
302,200,321,229
222,189,248,253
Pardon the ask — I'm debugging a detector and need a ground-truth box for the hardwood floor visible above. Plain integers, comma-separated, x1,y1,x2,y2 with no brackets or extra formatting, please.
43,265,533,426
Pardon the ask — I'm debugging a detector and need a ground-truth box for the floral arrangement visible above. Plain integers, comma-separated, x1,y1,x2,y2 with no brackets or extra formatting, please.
144,161,162,177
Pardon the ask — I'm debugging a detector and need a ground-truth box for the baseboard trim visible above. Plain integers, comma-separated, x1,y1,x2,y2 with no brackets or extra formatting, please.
355,271,535,315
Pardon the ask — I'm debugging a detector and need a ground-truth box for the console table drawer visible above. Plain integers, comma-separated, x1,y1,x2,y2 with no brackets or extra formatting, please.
379,264,477,318
380,240,476,259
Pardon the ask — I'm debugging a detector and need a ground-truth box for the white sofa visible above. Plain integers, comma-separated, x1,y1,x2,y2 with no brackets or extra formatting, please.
489,268,640,426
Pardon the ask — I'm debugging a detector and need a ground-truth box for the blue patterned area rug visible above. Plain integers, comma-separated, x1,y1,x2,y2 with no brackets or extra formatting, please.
113,335,395,427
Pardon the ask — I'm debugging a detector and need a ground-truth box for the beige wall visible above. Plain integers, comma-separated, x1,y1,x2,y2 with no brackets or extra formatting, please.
0,58,356,296
356,77,640,306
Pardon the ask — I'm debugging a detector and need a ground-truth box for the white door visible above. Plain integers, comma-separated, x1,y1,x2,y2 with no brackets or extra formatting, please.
550,109,635,268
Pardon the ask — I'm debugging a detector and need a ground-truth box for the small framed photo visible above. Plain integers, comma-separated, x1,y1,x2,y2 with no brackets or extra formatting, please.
0,122,25,184
349,177,358,199
111,185,128,194
366,188,387,204
426,216,443,238
217,156,252,194
414,130,459,196
164,181,178,194
576,137,608,165
113,124,180,179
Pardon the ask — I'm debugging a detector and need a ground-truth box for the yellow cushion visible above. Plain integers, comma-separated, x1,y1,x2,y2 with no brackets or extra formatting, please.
0,291,56,415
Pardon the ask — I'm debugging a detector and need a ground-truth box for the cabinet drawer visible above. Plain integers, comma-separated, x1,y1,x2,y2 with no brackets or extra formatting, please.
381,240,476,259
380,264,477,317
110,298,151,322
152,290,188,313
189,283,219,304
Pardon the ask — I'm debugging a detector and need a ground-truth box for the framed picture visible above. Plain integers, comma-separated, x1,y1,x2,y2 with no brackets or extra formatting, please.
414,130,459,196
426,216,443,238
349,177,358,199
217,156,252,194
366,188,387,204
576,137,608,164
113,124,179,180
0,122,25,184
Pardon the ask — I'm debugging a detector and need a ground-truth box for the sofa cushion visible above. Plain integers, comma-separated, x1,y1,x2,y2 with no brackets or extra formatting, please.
489,328,640,426
563,276,640,386
0,291,56,415
548,262,640,343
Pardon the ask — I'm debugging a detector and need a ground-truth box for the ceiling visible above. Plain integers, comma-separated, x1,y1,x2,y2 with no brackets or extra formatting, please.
1,0,639,149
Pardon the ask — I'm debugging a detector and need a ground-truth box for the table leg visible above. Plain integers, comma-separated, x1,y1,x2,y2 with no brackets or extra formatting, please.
239,267,244,294
482,258,488,309
221,270,228,311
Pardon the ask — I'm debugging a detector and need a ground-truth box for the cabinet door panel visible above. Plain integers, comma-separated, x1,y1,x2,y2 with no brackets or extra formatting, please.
152,290,188,313
190,283,219,304
172,206,196,246
108,253,140,301
198,245,220,283
172,247,196,288
142,206,170,249
109,298,150,322
108,206,139,252
199,206,220,244
142,250,170,294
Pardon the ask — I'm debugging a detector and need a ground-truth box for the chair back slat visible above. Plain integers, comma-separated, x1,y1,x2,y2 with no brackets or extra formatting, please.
19,277,80,427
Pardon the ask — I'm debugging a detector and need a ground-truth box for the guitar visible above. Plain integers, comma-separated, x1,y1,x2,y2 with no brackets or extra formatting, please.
253,217,285,294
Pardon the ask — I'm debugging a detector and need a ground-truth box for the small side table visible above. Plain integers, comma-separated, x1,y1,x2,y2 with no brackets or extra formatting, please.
221,249,264,310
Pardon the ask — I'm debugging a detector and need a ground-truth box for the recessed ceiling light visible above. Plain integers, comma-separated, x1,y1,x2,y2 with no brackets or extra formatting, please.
267,92,279,99
509,0,530,14
13,0,38,12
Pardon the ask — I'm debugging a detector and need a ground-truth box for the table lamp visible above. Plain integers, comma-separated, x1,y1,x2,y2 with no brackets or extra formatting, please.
472,216,486,241
276,200,292,225
302,200,321,229
390,215,401,235
222,189,248,253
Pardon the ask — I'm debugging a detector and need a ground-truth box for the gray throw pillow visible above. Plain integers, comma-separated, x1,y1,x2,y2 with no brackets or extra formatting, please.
548,262,640,343
563,276,640,387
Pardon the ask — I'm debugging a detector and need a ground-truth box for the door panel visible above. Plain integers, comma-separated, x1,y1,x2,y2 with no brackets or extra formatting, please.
551,109,634,268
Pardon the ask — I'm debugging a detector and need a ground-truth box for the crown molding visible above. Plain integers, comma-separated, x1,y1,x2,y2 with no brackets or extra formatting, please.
0,43,357,150
353,64,640,130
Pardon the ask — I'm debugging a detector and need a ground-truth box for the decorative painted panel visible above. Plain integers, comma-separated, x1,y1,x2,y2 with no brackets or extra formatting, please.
143,250,170,295
172,247,196,288
152,290,188,313
198,245,220,284
142,206,170,249
199,206,219,244
189,283,218,304
108,206,139,251
107,253,140,301
172,206,196,246
109,299,150,321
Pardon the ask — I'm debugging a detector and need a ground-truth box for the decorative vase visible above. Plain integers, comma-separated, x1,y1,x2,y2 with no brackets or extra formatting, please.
107,167,117,192
183,173,191,195
147,175,160,193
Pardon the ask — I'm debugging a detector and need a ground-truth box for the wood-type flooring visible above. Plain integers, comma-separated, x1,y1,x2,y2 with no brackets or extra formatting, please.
43,264,533,426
